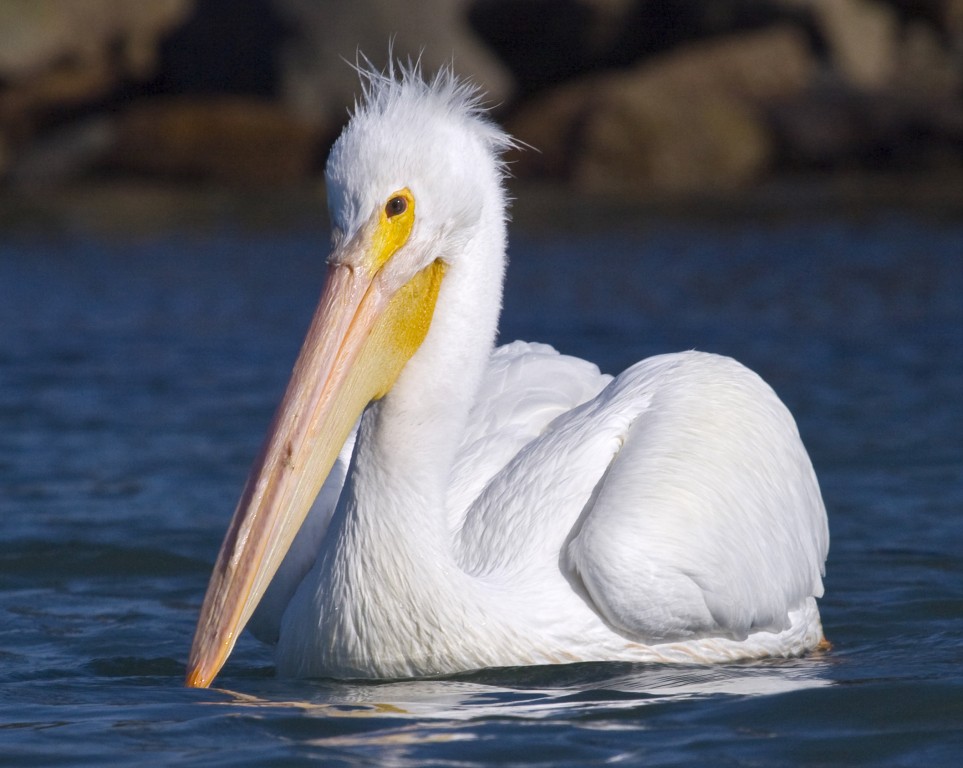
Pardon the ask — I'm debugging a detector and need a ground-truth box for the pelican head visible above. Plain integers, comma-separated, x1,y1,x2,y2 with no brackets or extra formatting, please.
186,63,514,688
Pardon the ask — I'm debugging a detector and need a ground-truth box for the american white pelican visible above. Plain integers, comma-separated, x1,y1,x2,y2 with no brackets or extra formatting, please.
186,62,829,688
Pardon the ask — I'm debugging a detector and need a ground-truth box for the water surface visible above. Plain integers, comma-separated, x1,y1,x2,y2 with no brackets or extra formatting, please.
2,190,961,766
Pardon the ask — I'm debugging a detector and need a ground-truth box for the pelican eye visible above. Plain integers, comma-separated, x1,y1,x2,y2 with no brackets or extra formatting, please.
385,195,408,218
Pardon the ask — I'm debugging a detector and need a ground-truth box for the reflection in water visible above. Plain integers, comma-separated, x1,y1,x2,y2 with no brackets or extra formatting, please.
214,659,833,724
205,661,834,762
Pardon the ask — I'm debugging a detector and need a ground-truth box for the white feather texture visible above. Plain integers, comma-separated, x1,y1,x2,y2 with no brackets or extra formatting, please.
254,62,829,679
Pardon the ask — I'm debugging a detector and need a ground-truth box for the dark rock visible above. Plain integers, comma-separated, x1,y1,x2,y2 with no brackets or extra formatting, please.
894,18,962,92
579,85,774,193
110,98,323,185
153,0,287,97
775,0,901,88
274,0,514,122
469,0,823,95
0,0,193,180
0,0,192,82
771,86,963,170
508,26,817,193
6,117,115,186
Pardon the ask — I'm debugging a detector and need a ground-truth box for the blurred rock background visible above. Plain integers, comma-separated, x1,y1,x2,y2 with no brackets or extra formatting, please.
1,0,961,195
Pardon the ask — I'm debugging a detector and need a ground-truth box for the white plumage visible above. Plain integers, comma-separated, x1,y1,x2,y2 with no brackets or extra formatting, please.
187,61,828,687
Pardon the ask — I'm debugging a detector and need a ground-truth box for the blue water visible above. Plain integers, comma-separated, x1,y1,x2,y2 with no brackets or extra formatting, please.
2,191,962,766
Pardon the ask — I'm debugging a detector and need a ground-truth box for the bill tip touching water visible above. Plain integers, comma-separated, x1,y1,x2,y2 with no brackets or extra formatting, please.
185,58,829,689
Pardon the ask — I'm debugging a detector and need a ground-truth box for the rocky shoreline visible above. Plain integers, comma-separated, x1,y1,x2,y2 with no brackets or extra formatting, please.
1,0,961,195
